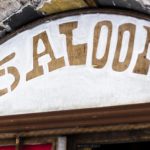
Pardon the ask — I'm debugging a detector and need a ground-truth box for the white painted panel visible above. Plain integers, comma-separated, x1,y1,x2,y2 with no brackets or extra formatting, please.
0,13,150,116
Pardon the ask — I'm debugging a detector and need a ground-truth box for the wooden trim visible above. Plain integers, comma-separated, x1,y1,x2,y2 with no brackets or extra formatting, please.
0,103,150,134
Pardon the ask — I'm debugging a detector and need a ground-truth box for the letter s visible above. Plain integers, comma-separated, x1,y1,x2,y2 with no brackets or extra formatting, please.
0,53,20,96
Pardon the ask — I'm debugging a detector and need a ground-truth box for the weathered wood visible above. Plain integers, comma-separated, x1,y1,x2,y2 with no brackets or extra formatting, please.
84,0,97,7
39,0,88,14
0,103,149,135
0,136,56,148
67,129,150,150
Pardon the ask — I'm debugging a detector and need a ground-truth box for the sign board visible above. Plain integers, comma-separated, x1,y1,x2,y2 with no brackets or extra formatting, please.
0,10,150,116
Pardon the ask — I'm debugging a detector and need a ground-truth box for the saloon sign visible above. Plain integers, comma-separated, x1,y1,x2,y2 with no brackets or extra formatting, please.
0,10,150,116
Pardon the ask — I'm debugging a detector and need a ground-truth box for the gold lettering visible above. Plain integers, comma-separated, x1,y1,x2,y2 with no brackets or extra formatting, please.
0,53,20,96
0,69,8,96
59,22,87,65
133,26,150,75
8,67,20,91
112,23,136,72
92,21,112,68
26,31,65,81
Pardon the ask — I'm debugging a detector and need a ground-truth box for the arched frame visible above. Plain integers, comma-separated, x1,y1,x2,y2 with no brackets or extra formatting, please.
0,8,150,144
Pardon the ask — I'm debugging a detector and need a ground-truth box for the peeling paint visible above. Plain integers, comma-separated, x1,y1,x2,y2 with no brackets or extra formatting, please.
0,0,50,22
137,0,150,10
135,0,150,13
136,0,150,6
0,0,88,38
0,0,51,37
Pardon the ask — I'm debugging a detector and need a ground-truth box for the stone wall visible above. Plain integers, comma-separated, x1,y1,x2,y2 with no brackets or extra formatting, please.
0,0,49,22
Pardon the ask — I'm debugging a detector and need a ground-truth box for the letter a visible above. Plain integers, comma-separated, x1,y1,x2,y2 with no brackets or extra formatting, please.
26,31,65,81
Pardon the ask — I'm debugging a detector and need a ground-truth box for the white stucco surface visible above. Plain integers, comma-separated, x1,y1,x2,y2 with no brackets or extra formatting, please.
0,13,150,116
